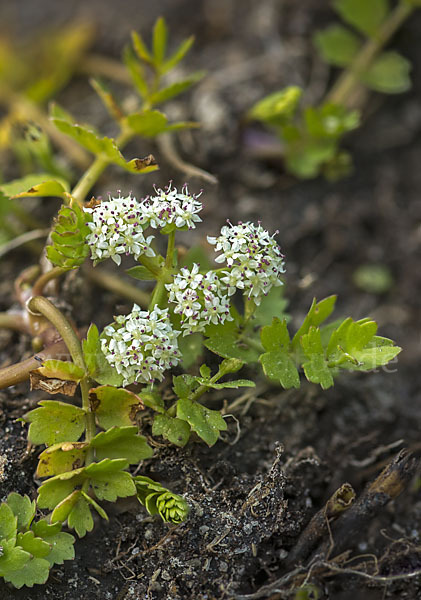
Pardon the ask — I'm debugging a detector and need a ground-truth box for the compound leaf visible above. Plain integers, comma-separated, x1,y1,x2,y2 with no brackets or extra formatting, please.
36,442,88,478
177,397,227,446
6,493,36,531
91,426,153,463
24,400,86,446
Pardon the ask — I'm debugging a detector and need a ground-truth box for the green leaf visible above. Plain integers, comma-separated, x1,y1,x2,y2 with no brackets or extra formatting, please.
126,110,169,137
90,78,123,122
195,378,255,390
24,400,86,446
126,265,156,281
131,30,152,63
199,364,211,379
3,556,50,588
249,86,302,126
90,336,125,386
134,476,189,523
51,490,82,523
361,51,411,93
37,360,85,382
314,25,361,67
0,503,17,540
37,468,85,510
0,173,69,199
6,493,36,531
86,459,136,502
178,332,204,369
67,497,94,538
177,397,227,446
162,35,195,73
0,540,30,579
152,413,191,447
261,317,291,352
36,442,88,478
31,520,75,567
301,327,334,389
91,426,153,463
353,264,393,294
259,318,300,388
173,374,196,399
152,17,168,66
333,0,389,37
52,118,158,173
82,324,99,377
90,385,144,429
81,491,108,521
292,296,337,349
139,389,165,413
123,45,149,99
205,317,260,363
253,286,289,327
16,532,50,558
149,72,205,105
46,202,91,270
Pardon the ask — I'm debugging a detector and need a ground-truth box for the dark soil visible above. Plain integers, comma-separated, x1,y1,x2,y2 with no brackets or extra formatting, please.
1,1,421,599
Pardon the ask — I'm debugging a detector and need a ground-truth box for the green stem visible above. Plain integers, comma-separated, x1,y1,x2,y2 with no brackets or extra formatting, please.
32,266,68,296
71,128,134,204
326,1,414,107
165,231,176,270
26,297,96,458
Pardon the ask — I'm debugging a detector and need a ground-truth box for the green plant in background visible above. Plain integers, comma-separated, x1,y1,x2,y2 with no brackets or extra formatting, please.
0,15,402,590
249,0,420,180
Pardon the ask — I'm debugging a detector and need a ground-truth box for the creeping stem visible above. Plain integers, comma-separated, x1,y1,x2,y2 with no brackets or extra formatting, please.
27,296,96,462
326,0,414,107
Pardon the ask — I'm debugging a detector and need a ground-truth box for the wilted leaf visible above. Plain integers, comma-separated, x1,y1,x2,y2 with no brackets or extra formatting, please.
36,442,88,478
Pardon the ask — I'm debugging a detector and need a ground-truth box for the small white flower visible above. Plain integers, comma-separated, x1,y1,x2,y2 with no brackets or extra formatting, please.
101,305,181,385
208,221,285,305
140,183,203,230
84,195,155,265
165,264,232,335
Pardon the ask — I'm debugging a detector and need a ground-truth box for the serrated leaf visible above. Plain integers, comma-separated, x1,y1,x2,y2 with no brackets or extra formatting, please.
37,360,85,382
152,413,191,447
16,531,50,558
3,556,50,588
90,385,144,429
91,426,153,463
52,118,158,173
46,201,91,269
51,490,82,523
0,503,17,540
333,0,389,37
361,51,411,93
37,469,85,511
67,497,94,538
6,493,36,531
88,468,136,502
152,17,168,66
149,72,205,105
24,400,86,446
162,35,194,73
314,25,361,67
0,174,69,198
301,327,334,389
292,296,337,349
36,442,88,478
0,540,30,578
126,265,156,280
177,397,227,446
260,351,301,389
32,521,75,567
249,86,302,126
261,317,291,352
173,374,196,399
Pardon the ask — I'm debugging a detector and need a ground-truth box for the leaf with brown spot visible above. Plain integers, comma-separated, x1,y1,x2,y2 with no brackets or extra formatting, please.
36,442,88,478
30,371,78,397
89,385,144,429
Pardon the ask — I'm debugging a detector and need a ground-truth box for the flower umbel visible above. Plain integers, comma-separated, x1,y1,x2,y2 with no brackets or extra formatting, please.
208,221,285,305
84,195,155,265
165,263,232,335
101,305,181,385
140,182,203,230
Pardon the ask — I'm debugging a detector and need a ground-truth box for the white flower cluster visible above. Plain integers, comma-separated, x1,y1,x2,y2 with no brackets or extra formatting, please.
101,305,181,385
208,221,285,305
84,195,155,266
141,183,203,230
165,263,232,335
